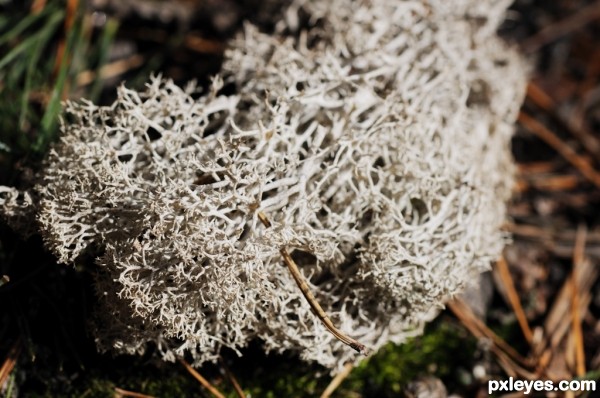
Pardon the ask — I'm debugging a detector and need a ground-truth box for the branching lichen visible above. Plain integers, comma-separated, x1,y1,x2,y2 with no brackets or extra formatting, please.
0,0,527,372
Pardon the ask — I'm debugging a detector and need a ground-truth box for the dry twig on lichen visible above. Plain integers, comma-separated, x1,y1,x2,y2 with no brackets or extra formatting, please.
258,211,369,355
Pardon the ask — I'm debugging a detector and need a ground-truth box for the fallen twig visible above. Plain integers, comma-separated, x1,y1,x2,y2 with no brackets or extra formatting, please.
257,211,370,356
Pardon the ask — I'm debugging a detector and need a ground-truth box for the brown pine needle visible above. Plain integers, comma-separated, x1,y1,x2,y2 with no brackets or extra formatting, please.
53,0,80,78
179,358,226,398
518,161,558,174
77,54,146,87
515,174,580,193
0,340,21,390
522,1,600,52
570,225,586,377
505,222,600,248
526,82,556,112
531,245,598,371
518,111,600,189
320,362,354,398
184,35,225,54
114,387,156,398
494,256,534,344
535,349,553,377
257,211,370,356
219,358,246,398
30,0,47,13
526,82,600,159
448,299,535,379
448,299,532,373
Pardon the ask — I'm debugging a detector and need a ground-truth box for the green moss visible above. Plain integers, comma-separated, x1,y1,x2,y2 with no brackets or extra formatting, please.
77,377,116,398
338,317,477,397
112,367,199,398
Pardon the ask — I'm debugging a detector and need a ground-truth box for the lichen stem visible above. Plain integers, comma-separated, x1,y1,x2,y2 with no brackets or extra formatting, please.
257,211,370,356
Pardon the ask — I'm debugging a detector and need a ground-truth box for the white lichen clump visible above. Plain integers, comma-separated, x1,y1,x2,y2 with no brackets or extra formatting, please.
1,0,526,371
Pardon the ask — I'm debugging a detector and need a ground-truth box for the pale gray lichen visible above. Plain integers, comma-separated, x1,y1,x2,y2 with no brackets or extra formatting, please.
0,0,527,372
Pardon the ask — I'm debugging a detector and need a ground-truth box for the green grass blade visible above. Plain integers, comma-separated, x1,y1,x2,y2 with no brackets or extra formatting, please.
0,10,64,71
0,15,10,33
89,18,119,101
18,39,45,131
0,4,54,46
19,10,66,130
38,10,85,151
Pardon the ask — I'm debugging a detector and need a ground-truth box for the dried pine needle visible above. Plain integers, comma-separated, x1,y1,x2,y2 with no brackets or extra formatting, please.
179,358,226,398
320,362,354,398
